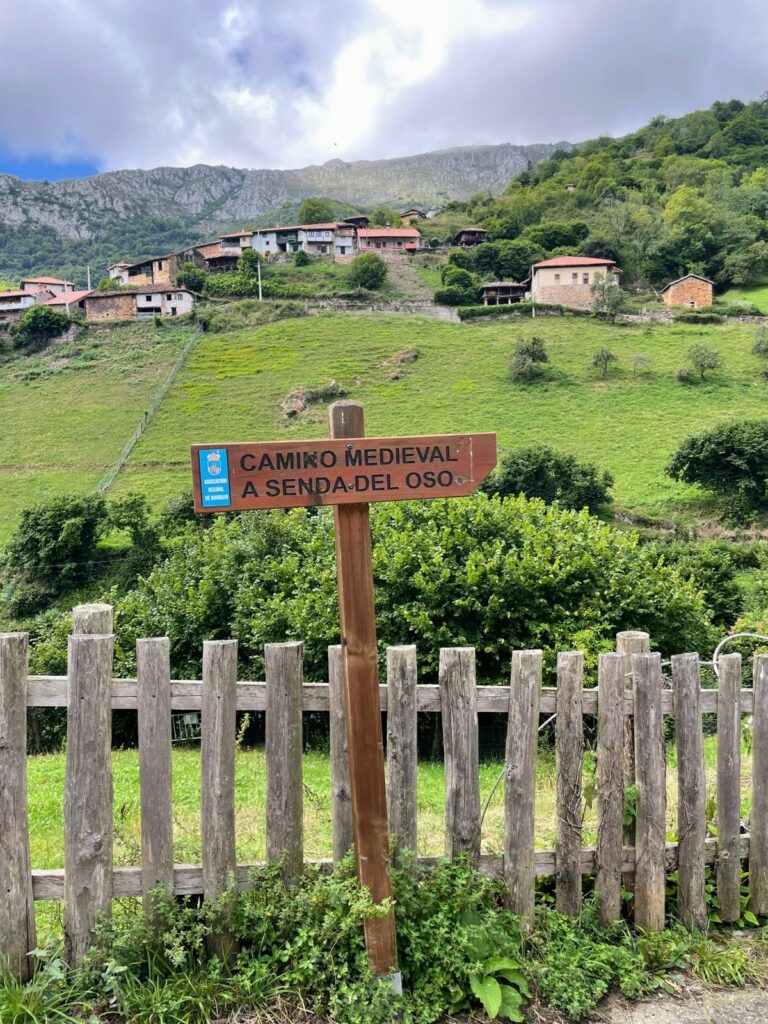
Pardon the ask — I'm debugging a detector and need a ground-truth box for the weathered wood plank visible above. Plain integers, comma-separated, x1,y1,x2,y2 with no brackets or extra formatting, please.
201,639,238,962
328,645,353,862
596,652,624,925
750,654,768,915
24,677,757,716
440,648,480,865
387,645,418,860
505,650,542,923
64,633,114,965
0,633,35,979
31,835,753,900
633,653,666,932
137,638,174,919
717,652,742,922
266,642,304,881
672,653,707,931
555,651,583,918
617,631,650,888
72,603,113,636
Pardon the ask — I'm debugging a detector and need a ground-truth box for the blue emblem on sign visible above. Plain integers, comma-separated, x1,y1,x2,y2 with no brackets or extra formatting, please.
198,448,231,508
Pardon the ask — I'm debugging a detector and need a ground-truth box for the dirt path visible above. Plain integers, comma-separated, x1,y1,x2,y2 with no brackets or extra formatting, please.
598,985,767,1023
386,256,435,300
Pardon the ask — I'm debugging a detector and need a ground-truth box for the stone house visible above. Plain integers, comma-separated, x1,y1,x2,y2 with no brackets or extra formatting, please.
660,273,713,308
452,227,487,247
41,289,93,315
356,227,421,252
83,287,194,321
530,256,620,310
400,208,427,224
0,289,51,319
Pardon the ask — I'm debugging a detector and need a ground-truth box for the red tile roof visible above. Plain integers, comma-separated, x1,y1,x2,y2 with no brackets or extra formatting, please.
0,290,37,298
20,276,75,285
41,289,93,306
532,256,616,268
357,228,421,238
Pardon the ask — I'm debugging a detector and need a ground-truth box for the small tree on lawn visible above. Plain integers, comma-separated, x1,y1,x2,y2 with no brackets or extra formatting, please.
591,348,618,378
10,305,71,352
509,335,549,382
293,249,311,267
686,343,722,381
590,272,626,321
349,252,387,290
238,248,262,277
752,325,768,361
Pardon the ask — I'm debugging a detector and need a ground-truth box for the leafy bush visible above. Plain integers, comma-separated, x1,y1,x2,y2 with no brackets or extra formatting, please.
590,347,618,377
82,493,715,684
457,301,578,320
434,285,474,306
175,263,208,292
10,305,71,352
686,342,722,379
238,248,261,277
508,335,549,381
666,419,768,522
752,325,768,359
674,311,724,324
348,252,388,290
483,445,613,513
293,248,311,266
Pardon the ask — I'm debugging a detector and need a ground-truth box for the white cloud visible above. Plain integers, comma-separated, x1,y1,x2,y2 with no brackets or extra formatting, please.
0,0,766,172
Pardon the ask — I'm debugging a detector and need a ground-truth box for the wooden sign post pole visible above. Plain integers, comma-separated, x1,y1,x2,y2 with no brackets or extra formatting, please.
329,401,399,983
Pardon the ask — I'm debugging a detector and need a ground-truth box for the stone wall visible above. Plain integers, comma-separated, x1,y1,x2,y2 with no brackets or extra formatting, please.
535,284,593,310
662,278,713,308
84,293,136,321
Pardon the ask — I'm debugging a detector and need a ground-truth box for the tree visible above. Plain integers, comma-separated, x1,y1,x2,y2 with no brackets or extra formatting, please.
590,273,626,320
368,205,401,227
293,249,311,267
298,197,334,223
10,305,71,352
509,336,549,382
686,343,722,380
348,252,387,290
483,445,613,512
753,325,768,361
591,348,618,378
238,248,262,277
523,221,589,249
666,419,768,522
176,263,208,292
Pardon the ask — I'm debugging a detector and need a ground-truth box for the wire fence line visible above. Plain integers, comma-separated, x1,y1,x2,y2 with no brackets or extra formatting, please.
95,325,202,494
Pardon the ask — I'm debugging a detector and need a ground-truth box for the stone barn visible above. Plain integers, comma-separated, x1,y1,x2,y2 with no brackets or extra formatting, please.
660,273,713,308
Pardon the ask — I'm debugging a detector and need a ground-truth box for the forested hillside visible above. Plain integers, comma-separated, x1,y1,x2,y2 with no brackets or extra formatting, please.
441,97,768,288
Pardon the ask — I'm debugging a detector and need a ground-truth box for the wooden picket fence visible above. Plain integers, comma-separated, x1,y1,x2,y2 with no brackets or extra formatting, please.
2,603,768,980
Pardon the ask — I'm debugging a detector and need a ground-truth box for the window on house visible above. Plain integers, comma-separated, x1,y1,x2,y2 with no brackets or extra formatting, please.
177,293,184,300
145,295,153,301
554,273,560,282
157,261,163,270
572,272,578,283
582,273,589,284
166,294,172,300
171,307,177,316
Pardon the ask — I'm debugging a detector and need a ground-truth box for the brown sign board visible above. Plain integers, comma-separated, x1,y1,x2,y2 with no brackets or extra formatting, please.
191,432,496,513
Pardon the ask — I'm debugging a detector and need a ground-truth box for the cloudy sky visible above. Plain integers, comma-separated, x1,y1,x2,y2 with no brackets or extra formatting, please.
1,0,767,180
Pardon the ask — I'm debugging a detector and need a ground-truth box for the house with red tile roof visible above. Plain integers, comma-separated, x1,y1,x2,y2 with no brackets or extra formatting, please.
20,276,75,295
530,256,620,310
357,227,421,252
40,289,93,315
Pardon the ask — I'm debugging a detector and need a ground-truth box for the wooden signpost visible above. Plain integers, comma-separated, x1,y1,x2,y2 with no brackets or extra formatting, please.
191,402,496,981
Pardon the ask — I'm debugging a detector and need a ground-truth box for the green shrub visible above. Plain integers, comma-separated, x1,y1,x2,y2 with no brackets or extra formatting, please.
666,419,768,522
483,445,613,513
433,285,471,306
752,324,768,359
348,252,388,290
90,493,714,683
674,310,724,324
293,248,311,266
175,263,208,292
10,305,71,352
508,335,549,381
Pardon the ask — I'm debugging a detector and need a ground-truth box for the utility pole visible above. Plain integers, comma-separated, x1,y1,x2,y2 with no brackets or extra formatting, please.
86,265,92,290
257,256,262,302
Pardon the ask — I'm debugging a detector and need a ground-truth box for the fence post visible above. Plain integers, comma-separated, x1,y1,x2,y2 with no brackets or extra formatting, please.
266,642,304,881
387,646,418,861
717,652,742,922
137,638,173,919
616,630,650,888
633,652,666,932
596,652,624,925
671,653,706,930
329,645,353,862
64,631,115,965
201,639,238,962
555,651,583,918
440,648,480,865
0,632,35,980
72,603,113,636
505,650,542,924
750,654,768,915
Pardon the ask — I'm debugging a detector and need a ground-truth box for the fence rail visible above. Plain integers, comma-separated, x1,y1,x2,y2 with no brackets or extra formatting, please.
2,603,768,979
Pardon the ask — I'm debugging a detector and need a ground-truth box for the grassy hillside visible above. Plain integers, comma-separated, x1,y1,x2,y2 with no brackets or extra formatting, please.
104,311,767,521
0,321,197,543
723,278,768,313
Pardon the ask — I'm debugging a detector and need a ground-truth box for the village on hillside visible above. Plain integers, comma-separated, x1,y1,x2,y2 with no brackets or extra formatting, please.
0,209,716,324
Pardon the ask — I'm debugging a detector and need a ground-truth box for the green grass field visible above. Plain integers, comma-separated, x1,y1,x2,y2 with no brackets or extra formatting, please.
112,311,768,520
27,736,742,870
0,320,197,544
722,279,768,312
